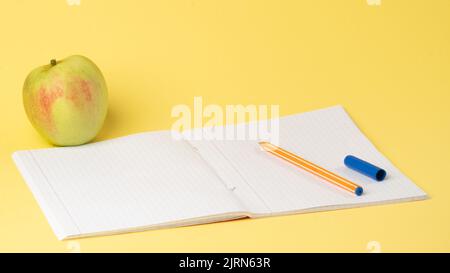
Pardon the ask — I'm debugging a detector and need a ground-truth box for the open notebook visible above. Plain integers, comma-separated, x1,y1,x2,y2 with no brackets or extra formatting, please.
12,106,427,240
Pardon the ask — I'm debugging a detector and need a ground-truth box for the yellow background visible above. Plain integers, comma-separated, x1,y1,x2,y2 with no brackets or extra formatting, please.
0,0,449,252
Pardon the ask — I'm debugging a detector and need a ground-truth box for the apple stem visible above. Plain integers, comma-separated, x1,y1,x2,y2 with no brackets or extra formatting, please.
50,59,57,66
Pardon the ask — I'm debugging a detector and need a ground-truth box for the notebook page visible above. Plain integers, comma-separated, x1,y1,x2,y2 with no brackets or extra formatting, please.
201,106,427,215
188,138,271,214
13,131,245,239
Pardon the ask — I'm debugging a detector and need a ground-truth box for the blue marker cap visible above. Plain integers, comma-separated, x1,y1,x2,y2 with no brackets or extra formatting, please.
344,155,387,182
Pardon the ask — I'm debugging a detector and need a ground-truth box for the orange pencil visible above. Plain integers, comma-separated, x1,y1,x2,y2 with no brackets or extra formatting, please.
259,142,363,196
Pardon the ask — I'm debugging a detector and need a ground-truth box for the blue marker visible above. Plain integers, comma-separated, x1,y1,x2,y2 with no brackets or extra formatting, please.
344,155,387,182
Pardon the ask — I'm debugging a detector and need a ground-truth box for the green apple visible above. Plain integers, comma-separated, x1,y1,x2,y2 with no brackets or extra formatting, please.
23,55,108,146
